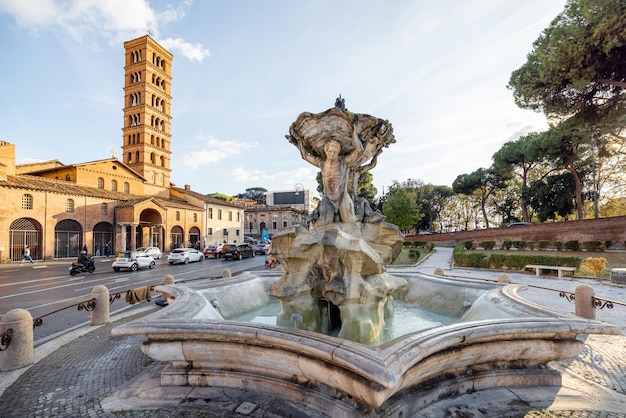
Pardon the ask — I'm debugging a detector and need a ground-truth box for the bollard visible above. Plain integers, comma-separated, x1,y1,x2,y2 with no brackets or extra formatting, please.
91,285,110,325
222,268,232,278
0,309,34,371
162,274,175,285
160,274,176,303
575,284,595,320
497,273,511,283
433,268,444,277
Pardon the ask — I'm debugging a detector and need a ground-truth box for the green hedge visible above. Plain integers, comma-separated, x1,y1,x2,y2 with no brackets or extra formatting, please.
453,244,581,270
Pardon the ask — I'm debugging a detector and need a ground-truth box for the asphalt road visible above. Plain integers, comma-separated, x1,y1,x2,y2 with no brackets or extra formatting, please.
0,255,267,345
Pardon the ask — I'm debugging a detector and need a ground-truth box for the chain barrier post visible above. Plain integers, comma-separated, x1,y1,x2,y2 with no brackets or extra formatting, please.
91,285,110,325
575,284,595,320
0,308,34,371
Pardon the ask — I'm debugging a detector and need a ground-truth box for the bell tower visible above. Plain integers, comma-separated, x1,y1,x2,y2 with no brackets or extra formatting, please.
122,35,173,196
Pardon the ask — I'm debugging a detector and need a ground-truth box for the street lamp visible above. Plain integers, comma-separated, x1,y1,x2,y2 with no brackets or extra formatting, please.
294,183,304,196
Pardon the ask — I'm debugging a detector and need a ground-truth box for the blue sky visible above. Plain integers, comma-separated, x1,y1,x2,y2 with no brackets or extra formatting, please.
0,0,566,197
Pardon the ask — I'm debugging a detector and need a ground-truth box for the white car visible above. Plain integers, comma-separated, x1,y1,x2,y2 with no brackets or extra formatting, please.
112,251,156,272
168,248,205,264
138,246,163,259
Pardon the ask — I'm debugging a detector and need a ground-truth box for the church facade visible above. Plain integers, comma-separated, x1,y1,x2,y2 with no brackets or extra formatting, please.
0,36,243,263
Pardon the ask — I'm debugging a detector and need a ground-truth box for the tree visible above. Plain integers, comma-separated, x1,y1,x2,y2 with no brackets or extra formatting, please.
508,0,626,133
524,173,577,221
382,188,422,233
414,184,454,231
208,193,234,202
235,187,268,204
452,167,511,228
492,132,549,221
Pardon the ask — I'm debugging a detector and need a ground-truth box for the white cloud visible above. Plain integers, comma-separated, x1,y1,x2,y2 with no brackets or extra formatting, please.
0,0,208,61
158,37,210,62
181,136,257,168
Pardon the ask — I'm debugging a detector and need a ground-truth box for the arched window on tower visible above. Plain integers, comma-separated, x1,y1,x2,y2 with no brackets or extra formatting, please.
135,151,139,162
127,152,131,163
150,152,155,164
160,155,165,166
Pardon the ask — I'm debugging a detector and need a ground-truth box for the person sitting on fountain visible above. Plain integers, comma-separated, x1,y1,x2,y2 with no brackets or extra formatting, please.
297,136,362,225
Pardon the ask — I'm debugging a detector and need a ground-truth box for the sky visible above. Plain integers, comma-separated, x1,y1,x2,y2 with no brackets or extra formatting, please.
0,0,568,198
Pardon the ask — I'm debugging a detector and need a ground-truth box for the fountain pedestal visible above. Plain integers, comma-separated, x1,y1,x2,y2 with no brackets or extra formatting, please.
270,222,406,344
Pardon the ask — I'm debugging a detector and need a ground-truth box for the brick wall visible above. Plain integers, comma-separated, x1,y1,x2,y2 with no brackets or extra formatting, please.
408,216,626,249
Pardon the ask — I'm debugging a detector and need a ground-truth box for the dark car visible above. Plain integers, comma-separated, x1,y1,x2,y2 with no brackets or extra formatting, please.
507,222,532,227
254,243,270,255
203,244,224,258
223,243,255,260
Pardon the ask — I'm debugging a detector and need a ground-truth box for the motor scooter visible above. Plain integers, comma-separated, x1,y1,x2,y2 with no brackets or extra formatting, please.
69,257,95,276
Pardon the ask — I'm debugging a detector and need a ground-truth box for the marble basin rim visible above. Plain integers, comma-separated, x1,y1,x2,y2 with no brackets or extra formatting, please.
112,270,619,414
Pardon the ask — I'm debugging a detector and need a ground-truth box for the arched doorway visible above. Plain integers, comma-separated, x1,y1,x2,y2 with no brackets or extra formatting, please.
55,219,82,259
93,222,113,257
188,226,201,248
139,209,163,250
9,218,42,262
170,226,183,250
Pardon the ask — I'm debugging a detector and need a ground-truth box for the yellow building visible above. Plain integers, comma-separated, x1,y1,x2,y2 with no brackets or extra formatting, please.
0,36,243,263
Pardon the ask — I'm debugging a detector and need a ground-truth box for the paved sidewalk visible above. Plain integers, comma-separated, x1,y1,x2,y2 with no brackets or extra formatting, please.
0,247,625,417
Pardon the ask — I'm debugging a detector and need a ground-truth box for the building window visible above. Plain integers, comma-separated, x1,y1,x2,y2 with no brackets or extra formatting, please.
111,180,117,191
237,212,240,222
176,211,180,221
22,194,33,210
65,174,71,181
207,228,213,236
193,213,197,222
65,199,74,213
218,209,222,220
97,177,104,189
229,211,233,221
124,182,129,193
209,208,213,219
101,203,108,215
283,221,288,228
272,221,277,229
248,222,253,230
236,229,240,236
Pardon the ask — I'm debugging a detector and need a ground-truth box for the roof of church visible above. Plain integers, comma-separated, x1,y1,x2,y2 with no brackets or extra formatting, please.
1,174,137,200
17,157,147,180
171,186,241,208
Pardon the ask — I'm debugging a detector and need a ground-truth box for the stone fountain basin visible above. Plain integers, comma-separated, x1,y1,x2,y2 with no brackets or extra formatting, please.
112,271,618,416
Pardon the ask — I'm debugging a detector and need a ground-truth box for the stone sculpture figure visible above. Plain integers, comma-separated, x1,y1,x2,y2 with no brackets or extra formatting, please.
275,99,405,344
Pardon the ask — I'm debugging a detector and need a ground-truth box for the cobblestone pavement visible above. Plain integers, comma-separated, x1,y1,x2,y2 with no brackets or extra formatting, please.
0,247,625,417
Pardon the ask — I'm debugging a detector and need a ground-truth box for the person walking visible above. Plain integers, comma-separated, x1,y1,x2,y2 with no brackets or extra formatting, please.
19,245,35,265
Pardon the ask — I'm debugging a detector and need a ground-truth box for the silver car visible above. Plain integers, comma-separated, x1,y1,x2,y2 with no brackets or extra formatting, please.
138,246,163,259
168,248,205,264
112,251,156,272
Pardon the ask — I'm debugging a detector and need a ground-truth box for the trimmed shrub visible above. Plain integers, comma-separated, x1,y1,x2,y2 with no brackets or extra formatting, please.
408,249,420,261
582,240,605,252
464,240,474,250
565,240,580,251
489,253,507,269
479,241,496,250
515,240,527,250
538,240,550,250
502,240,513,250
527,241,535,250
403,241,413,247
580,257,607,277
554,241,563,251
605,240,612,249
453,251,489,268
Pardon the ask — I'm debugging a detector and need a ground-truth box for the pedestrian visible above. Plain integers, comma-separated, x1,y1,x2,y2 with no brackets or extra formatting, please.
104,242,110,257
19,245,35,265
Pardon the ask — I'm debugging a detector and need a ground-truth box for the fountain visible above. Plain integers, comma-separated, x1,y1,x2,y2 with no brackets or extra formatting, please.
110,100,619,417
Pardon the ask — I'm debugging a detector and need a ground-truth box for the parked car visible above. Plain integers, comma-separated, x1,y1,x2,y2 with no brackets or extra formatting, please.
137,246,163,259
254,243,270,255
203,244,224,259
244,236,258,245
168,248,205,264
112,251,155,271
223,243,255,260
507,222,532,227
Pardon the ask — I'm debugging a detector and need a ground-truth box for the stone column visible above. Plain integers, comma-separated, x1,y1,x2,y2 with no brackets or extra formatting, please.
91,285,110,325
120,224,127,253
0,309,34,371
131,223,137,250
575,284,595,320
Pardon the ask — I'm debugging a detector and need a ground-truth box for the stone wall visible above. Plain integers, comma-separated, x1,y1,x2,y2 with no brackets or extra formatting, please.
408,216,626,249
